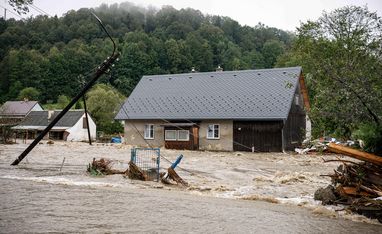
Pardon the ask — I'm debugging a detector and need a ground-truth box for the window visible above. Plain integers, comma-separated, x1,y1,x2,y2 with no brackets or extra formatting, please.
295,95,299,106
83,117,88,129
178,130,189,141
165,130,190,141
144,124,154,139
207,124,220,139
165,130,177,141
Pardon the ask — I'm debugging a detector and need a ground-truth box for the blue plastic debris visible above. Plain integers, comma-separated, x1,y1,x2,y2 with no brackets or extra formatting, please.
111,137,122,143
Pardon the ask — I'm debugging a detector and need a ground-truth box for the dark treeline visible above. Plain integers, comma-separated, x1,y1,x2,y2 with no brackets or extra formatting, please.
0,2,294,103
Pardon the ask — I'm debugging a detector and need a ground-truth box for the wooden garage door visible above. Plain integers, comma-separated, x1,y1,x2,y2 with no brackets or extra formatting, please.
233,121,283,152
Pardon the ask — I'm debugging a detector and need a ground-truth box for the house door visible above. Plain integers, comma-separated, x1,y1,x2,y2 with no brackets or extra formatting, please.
233,121,283,152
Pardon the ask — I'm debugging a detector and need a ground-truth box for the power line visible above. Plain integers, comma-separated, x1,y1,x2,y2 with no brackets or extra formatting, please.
0,5,24,20
117,93,262,176
119,102,260,153
29,3,51,17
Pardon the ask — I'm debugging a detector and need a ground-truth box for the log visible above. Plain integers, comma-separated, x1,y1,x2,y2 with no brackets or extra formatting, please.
336,186,372,197
327,143,382,166
167,168,188,187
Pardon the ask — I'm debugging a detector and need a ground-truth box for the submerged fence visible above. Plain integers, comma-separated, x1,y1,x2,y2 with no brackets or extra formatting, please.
130,148,160,181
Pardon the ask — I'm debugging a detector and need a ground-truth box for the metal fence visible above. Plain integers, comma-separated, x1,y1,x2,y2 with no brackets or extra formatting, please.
130,148,160,181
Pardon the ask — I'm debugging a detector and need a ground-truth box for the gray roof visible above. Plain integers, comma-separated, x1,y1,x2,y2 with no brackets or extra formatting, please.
15,110,85,128
115,67,302,120
0,101,40,116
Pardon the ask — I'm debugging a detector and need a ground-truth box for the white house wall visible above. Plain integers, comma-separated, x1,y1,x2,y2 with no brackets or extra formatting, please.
66,113,96,141
31,104,43,111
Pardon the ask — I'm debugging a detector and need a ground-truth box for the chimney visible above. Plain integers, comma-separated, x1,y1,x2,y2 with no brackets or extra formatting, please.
216,65,223,72
47,110,54,120
191,67,196,73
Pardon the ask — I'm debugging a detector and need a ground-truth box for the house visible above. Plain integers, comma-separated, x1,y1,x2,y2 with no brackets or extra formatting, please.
0,101,43,126
12,110,96,141
115,67,310,152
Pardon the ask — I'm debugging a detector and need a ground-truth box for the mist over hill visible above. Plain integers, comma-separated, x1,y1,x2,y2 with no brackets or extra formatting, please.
0,1,293,103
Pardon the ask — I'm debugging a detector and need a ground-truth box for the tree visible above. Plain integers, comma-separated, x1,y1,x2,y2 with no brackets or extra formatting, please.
17,87,40,100
261,39,285,68
1,2,294,106
56,94,70,109
86,84,125,133
8,0,33,14
280,6,382,153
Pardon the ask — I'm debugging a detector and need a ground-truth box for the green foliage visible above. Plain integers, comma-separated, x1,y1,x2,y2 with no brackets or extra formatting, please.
8,0,33,14
17,87,40,101
101,121,124,135
86,84,125,132
74,100,83,109
87,163,104,176
262,40,285,68
278,6,382,148
0,3,293,104
0,126,14,144
57,95,70,109
352,123,382,156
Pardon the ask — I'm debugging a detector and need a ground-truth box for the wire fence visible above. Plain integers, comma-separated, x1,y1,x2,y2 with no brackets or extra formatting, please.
130,148,160,181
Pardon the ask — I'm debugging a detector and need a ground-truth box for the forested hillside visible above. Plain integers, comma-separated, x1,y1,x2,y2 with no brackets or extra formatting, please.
0,2,293,103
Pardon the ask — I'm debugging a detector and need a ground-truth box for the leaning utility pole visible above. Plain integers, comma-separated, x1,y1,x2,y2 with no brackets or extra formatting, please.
11,12,119,166
83,96,92,145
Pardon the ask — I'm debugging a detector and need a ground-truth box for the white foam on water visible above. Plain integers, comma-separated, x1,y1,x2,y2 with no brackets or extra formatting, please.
0,175,122,188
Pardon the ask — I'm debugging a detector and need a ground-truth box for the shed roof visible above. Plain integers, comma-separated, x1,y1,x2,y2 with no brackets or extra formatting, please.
0,101,40,116
13,110,85,129
115,67,302,120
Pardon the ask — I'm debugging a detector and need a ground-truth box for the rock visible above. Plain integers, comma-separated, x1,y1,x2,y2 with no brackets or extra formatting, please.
314,185,337,205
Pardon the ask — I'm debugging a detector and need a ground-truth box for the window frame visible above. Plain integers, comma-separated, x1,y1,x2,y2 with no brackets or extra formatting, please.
295,95,300,106
207,124,220,140
144,124,154,140
165,130,177,141
177,130,190,141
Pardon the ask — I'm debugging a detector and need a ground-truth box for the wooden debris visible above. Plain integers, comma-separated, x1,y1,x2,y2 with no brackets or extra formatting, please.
87,158,127,176
161,167,188,187
328,143,382,166
128,161,148,181
336,186,372,197
316,144,382,222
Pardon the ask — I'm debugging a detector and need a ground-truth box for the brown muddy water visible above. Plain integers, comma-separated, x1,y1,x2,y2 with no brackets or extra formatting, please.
1,142,381,233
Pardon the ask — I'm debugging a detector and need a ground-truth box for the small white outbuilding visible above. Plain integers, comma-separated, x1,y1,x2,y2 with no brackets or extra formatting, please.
12,110,96,141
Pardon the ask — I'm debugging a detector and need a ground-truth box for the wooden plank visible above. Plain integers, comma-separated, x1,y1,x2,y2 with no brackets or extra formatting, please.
328,143,382,166
299,74,311,111
337,186,373,197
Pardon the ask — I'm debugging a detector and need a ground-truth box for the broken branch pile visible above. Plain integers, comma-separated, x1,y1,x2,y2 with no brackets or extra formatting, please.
128,161,148,181
315,143,382,222
87,158,127,176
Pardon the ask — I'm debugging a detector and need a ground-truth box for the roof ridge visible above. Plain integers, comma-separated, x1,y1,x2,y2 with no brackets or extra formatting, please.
142,66,302,79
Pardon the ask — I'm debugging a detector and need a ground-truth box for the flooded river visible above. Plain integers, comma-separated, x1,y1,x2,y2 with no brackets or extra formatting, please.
1,142,381,233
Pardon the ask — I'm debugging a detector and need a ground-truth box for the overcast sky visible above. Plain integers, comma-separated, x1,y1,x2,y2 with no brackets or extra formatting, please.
2,0,382,31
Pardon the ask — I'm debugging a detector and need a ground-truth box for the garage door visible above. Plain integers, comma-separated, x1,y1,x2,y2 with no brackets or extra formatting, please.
233,121,283,152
